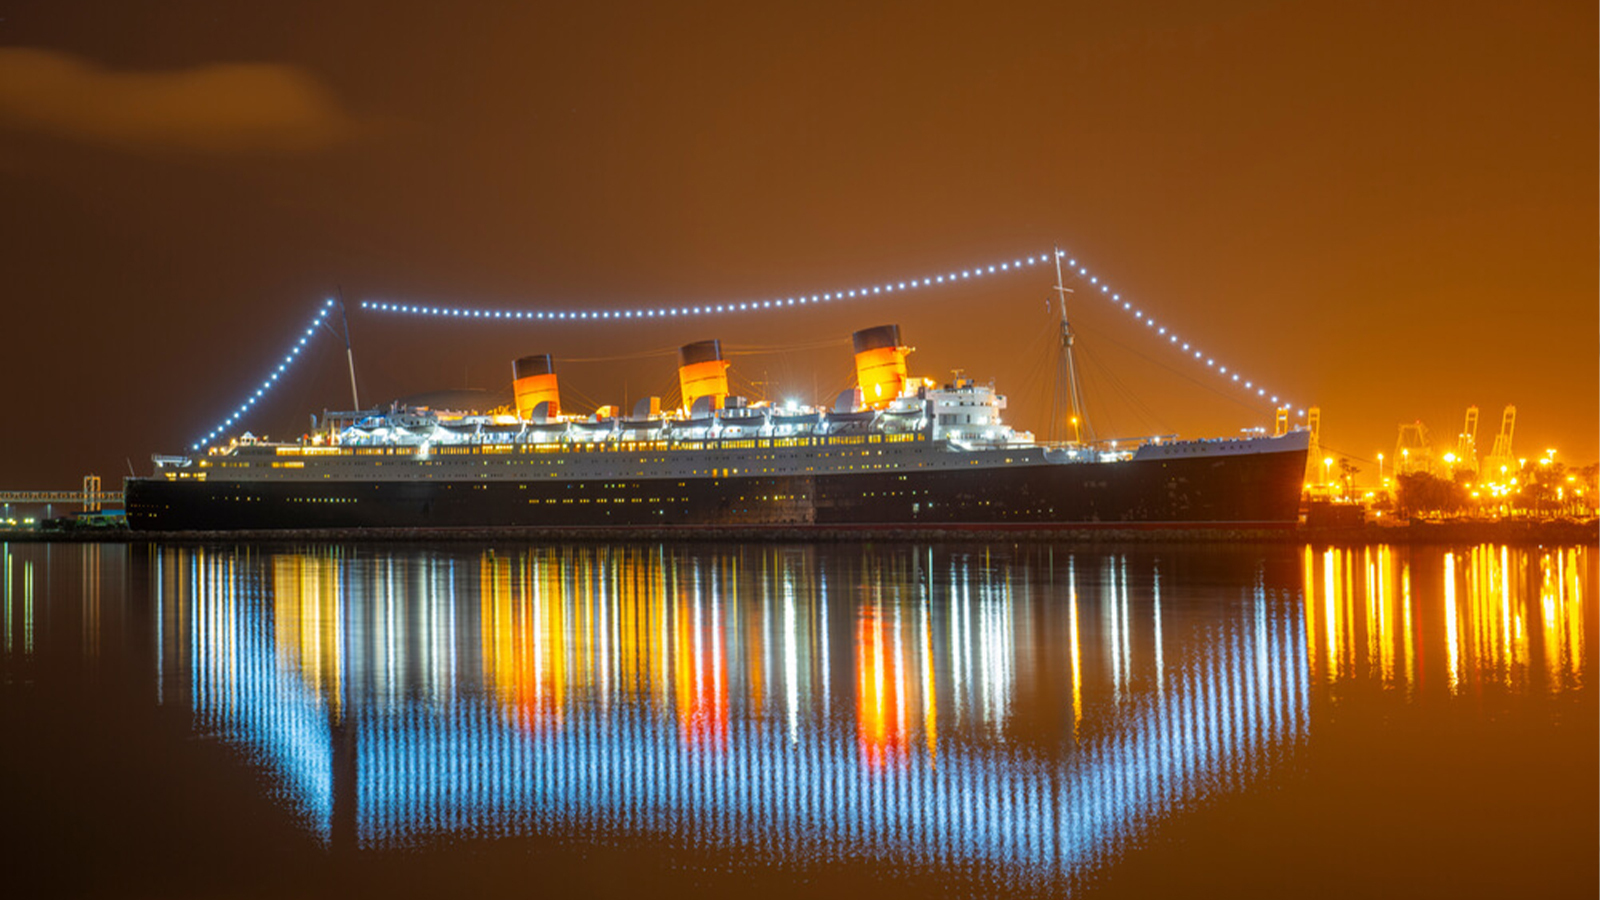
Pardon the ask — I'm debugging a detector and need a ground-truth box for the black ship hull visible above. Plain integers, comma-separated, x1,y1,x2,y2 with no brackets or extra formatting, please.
125,445,1307,532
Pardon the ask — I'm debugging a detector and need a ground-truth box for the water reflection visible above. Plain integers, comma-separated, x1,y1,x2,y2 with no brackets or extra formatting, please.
129,545,1314,887
1300,545,1588,694
1,541,1591,893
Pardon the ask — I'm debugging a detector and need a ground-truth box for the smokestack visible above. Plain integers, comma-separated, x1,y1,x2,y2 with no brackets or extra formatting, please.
678,340,730,414
852,324,909,410
512,354,560,420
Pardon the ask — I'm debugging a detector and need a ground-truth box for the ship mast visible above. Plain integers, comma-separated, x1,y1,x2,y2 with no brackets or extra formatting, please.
1051,249,1092,445
336,290,361,411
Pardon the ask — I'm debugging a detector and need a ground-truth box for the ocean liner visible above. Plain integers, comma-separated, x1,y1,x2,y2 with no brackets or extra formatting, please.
125,321,1309,532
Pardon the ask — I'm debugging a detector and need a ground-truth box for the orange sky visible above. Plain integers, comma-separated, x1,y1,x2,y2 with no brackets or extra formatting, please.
0,1,1593,487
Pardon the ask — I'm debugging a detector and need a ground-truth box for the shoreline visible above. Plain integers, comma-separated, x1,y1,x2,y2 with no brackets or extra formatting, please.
5,519,1595,546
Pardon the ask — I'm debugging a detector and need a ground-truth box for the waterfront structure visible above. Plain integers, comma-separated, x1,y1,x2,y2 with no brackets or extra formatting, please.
126,323,1307,532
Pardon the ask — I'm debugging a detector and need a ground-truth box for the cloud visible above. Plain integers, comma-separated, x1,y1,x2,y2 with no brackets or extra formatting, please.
0,48,361,153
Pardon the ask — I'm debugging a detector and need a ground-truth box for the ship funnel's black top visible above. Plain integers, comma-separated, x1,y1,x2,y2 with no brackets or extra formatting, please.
852,325,902,354
513,354,555,379
679,340,724,367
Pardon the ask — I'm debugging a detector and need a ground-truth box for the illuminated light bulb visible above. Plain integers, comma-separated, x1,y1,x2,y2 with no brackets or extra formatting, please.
987,266,995,273
1013,260,1021,267
1101,285,1109,292
1123,303,1131,310
1089,276,1098,284
1182,343,1190,350
1207,359,1214,366
1245,381,1252,388
1231,374,1239,381
1219,366,1227,373
1271,396,1278,403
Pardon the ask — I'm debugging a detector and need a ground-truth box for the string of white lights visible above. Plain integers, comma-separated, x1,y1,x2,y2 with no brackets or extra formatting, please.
192,299,338,451
361,250,1061,321
1058,254,1303,417
358,246,1297,416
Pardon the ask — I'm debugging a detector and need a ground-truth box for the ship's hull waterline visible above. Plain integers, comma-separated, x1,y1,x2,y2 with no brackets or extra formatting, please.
125,439,1308,532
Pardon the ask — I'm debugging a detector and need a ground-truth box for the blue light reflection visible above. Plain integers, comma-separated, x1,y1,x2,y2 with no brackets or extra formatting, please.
155,545,1310,890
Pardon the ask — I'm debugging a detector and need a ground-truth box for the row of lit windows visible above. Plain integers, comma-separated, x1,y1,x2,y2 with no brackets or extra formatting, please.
259,432,915,459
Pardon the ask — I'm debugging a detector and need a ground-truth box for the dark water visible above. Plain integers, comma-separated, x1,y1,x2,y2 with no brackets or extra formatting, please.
2,541,1593,898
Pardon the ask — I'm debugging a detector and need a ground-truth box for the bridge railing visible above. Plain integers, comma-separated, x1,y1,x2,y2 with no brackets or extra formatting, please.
0,475,124,510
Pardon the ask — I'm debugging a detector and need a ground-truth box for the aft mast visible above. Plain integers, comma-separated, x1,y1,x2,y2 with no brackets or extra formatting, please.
1050,248,1093,445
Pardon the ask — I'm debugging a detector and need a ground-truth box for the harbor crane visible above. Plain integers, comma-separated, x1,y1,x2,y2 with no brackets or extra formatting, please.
1304,407,1322,480
1482,405,1518,480
1395,420,1435,477
1452,406,1480,477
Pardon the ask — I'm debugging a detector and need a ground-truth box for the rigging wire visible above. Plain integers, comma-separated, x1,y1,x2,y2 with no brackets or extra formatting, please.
193,244,1306,448
360,246,1299,415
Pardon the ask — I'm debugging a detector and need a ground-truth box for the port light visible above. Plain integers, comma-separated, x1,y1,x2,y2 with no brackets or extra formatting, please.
360,245,1297,414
